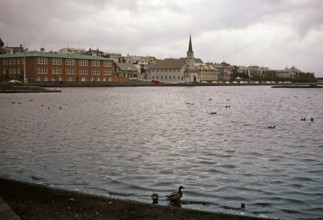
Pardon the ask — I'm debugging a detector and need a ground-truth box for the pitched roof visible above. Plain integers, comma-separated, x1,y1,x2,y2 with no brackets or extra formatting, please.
148,58,186,70
115,62,138,72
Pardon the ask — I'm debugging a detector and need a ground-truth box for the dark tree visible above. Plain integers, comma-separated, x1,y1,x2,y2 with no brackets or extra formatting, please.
0,38,4,47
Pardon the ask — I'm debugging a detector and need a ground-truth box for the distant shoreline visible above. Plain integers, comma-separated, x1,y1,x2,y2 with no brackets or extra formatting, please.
0,84,61,93
1,82,322,92
0,177,268,220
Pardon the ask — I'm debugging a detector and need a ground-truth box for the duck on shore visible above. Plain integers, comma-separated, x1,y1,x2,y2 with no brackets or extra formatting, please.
151,193,159,204
166,186,184,205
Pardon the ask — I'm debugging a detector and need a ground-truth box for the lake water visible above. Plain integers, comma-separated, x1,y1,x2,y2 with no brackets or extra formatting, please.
0,86,322,219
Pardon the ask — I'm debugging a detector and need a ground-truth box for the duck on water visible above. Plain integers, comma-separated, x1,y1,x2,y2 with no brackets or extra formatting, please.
166,186,184,206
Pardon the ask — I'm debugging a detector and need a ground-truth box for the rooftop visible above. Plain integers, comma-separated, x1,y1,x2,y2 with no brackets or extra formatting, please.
0,52,113,61
148,58,186,70
115,62,138,72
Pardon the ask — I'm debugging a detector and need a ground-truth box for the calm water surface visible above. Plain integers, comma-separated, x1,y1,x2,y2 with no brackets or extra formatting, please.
0,86,323,219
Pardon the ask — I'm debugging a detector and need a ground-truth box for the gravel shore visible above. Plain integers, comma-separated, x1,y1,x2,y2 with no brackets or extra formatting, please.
0,177,270,220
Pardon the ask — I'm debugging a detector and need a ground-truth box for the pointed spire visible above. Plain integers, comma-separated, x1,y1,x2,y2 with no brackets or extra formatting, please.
188,34,193,53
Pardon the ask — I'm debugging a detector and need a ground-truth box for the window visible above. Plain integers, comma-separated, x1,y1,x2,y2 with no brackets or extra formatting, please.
52,67,62,74
17,58,20,65
2,59,8,65
52,58,62,65
37,67,48,74
79,69,88,75
79,60,88,66
91,60,100,67
103,69,111,75
37,57,48,64
91,69,100,75
103,61,112,67
66,68,75,75
66,59,75,66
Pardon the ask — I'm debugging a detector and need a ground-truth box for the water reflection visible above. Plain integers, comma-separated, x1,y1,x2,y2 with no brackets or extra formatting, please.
0,86,323,219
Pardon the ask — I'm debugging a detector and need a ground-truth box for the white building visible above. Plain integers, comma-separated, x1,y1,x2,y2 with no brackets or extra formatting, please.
59,48,85,55
195,63,220,82
147,35,200,83
276,66,302,79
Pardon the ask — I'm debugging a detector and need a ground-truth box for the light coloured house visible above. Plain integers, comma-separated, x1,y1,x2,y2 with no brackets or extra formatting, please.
114,62,139,79
147,35,200,83
195,63,220,82
276,66,302,79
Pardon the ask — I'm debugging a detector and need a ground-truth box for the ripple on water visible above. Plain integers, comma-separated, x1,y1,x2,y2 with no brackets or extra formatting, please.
207,168,229,175
1,87,323,219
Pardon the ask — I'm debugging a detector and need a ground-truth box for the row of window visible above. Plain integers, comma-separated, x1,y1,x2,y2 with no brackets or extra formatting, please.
2,68,22,75
37,67,111,75
151,69,181,73
37,58,112,67
36,76,112,82
152,75,182,80
2,58,24,65
1,58,112,67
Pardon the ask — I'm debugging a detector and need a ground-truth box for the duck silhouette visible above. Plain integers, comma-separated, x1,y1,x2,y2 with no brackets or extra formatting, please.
268,125,276,129
166,186,184,205
151,193,159,204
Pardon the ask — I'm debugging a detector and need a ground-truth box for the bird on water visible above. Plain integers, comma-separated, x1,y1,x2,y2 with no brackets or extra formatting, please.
151,193,159,204
166,186,184,205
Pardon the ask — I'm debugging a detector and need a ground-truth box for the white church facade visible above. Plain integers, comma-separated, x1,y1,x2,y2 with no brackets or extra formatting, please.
147,35,200,83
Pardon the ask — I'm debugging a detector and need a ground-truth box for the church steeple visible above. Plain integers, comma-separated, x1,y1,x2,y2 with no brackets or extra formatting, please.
186,34,195,71
188,34,193,53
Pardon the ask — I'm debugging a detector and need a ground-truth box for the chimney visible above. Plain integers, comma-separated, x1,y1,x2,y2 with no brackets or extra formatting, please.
40,48,45,53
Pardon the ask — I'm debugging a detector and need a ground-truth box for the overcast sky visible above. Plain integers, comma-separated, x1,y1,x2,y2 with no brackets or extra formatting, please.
1,0,323,76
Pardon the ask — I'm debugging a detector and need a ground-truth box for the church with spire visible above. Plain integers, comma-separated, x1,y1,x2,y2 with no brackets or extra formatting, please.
184,34,199,83
147,35,200,83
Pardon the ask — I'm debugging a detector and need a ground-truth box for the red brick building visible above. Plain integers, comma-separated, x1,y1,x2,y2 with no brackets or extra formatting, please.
0,52,129,83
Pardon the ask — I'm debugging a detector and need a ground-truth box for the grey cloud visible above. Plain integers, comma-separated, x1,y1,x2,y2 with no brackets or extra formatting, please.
1,0,323,75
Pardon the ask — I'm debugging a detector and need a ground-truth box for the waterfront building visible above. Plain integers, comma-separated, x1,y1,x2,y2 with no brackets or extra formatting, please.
114,62,139,79
196,63,220,82
276,66,302,79
213,62,232,81
0,51,128,83
147,35,200,83
122,55,156,80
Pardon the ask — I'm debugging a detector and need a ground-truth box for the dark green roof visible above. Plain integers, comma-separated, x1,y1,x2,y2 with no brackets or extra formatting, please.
0,52,113,61
115,62,138,72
